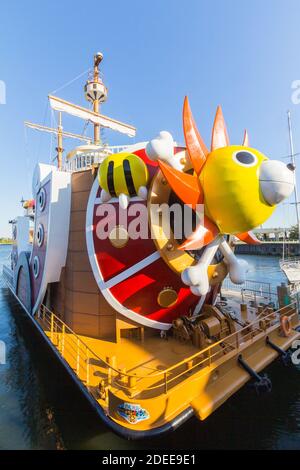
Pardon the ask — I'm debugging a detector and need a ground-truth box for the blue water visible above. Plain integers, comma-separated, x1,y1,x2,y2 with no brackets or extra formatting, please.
239,254,286,286
1,245,300,450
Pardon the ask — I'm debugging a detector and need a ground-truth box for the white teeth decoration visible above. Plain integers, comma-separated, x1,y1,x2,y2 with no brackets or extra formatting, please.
119,193,129,210
100,189,112,203
138,186,148,200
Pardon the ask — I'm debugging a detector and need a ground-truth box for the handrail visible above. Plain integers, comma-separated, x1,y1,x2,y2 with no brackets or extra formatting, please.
40,304,120,372
39,301,297,390
222,277,275,295
3,265,14,287
222,277,278,307
280,257,300,264
64,145,130,172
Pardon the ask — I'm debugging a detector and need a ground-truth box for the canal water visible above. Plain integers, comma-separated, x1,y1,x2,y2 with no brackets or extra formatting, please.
1,244,300,450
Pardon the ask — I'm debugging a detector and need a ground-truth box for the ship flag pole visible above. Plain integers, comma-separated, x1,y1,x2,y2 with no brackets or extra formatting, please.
287,110,300,242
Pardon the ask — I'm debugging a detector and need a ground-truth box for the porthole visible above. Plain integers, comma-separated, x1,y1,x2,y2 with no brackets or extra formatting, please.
33,256,40,279
38,188,46,211
109,225,129,248
36,224,44,247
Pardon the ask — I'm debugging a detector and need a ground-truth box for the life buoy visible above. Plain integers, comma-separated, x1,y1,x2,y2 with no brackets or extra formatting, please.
280,315,292,337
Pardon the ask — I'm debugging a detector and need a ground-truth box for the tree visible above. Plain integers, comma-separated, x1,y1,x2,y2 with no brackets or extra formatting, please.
289,225,299,241
0,237,13,244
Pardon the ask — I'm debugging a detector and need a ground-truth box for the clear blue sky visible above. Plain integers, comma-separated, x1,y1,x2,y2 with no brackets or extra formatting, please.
1,0,300,236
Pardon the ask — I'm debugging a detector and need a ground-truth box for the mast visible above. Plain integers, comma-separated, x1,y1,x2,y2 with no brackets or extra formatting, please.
287,110,300,241
25,53,136,173
93,54,101,145
56,112,64,170
84,52,108,145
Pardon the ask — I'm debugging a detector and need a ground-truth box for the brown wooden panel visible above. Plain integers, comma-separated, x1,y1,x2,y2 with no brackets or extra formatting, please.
64,270,73,290
70,211,86,232
68,231,87,252
71,170,94,193
63,308,74,329
72,312,100,338
71,291,99,315
65,288,74,311
99,295,117,316
66,252,91,272
99,314,116,340
72,271,99,294
71,191,90,212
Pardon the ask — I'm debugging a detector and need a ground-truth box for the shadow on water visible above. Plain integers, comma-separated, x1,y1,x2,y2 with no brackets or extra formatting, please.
1,245,300,449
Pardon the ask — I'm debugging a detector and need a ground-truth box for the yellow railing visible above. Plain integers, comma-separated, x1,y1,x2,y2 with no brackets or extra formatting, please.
38,302,298,400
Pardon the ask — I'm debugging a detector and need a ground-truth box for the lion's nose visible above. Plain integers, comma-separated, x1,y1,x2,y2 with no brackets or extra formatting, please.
259,160,295,206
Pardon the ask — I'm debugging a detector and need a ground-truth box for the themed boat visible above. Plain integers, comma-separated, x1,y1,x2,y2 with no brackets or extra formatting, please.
3,53,300,439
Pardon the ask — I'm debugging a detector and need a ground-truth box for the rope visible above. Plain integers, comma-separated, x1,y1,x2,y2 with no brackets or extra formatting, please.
24,99,49,195
35,100,50,165
24,125,32,196
50,68,91,95
49,109,56,163
81,118,90,137
80,101,92,141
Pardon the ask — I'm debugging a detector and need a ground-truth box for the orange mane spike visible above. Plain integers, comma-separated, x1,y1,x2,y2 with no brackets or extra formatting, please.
178,217,219,250
158,159,203,209
242,129,249,147
211,106,230,151
236,231,260,245
183,96,208,175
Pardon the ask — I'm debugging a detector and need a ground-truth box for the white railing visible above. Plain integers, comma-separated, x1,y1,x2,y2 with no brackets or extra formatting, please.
222,277,277,305
64,145,130,173
280,257,300,268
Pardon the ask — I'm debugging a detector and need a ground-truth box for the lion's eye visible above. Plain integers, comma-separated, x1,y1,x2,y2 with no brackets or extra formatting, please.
233,151,257,167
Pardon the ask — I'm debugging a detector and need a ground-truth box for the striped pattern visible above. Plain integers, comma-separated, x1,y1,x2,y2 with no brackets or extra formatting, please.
106,158,137,197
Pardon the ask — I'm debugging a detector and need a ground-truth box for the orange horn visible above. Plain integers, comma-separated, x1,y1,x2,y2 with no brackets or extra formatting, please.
183,96,208,175
242,129,249,147
211,105,229,151
158,159,203,209
179,217,219,251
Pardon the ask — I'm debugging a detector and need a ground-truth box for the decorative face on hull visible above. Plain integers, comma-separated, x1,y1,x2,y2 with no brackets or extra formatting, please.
158,98,295,249
86,147,211,331
87,97,295,329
